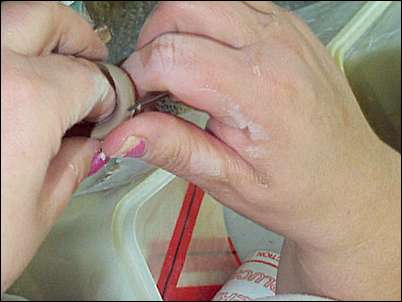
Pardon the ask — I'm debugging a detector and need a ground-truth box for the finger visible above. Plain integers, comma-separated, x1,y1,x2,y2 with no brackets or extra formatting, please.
1,1,107,59
123,33,264,129
207,117,272,163
24,53,116,135
38,137,99,227
206,117,253,158
282,10,336,69
101,112,260,202
137,1,278,49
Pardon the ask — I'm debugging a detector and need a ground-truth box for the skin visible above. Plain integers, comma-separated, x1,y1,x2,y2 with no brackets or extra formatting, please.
1,2,116,293
1,1,400,300
103,2,401,300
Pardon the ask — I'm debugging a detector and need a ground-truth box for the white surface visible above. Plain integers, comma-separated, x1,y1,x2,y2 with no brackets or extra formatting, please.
223,208,283,260
253,294,333,301
213,250,280,301
9,169,173,300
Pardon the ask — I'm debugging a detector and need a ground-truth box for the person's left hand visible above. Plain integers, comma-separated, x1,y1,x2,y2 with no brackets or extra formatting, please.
1,2,116,293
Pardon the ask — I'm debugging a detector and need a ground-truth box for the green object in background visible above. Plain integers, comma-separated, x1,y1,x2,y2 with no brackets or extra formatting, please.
60,1,93,24
345,2,401,152
69,1,84,11
84,1,157,64
59,1,157,63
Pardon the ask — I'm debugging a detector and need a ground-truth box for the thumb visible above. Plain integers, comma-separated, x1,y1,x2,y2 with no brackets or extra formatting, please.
101,112,255,199
38,137,100,228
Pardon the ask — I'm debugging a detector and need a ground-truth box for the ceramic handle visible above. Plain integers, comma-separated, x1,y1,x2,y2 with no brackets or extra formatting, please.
91,63,136,139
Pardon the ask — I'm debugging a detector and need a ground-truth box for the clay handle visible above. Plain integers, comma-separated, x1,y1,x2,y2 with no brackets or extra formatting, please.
90,63,136,139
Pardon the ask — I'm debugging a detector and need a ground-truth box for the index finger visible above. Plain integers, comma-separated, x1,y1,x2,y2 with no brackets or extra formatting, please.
122,33,264,130
1,1,107,60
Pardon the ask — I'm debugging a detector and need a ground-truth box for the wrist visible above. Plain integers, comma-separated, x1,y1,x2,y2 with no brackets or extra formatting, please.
286,142,400,300
297,138,400,253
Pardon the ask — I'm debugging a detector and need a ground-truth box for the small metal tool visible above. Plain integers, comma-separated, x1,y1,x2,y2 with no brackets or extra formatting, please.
127,92,169,117
91,64,169,139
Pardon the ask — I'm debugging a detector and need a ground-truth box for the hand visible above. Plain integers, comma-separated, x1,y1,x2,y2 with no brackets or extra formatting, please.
102,2,401,300
1,2,115,293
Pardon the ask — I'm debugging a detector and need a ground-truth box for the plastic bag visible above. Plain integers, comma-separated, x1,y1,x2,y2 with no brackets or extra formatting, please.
9,2,401,301
344,2,401,151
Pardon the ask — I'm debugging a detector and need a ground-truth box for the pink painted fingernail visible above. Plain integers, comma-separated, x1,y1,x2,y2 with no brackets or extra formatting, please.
88,151,108,176
112,136,146,158
112,136,145,158
125,140,146,158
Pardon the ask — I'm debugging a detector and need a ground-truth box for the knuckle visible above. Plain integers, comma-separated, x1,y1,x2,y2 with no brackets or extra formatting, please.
252,169,271,189
70,57,102,90
146,118,193,173
276,34,307,63
156,1,175,13
157,138,192,173
158,1,197,15
1,2,55,46
2,60,63,151
220,157,244,188
170,128,193,172
57,56,96,81
279,31,305,54
226,158,271,191
282,10,298,22
2,1,57,24
149,33,183,74
148,33,198,77
231,160,246,183
285,11,310,33
3,65,42,106
173,141,193,173
40,1,60,14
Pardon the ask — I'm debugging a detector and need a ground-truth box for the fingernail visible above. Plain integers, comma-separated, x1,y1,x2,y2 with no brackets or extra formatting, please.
114,136,146,158
126,140,146,158
88,151,108,176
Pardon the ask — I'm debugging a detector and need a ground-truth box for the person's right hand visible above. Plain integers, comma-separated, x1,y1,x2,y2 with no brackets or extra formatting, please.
102,2,401,300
